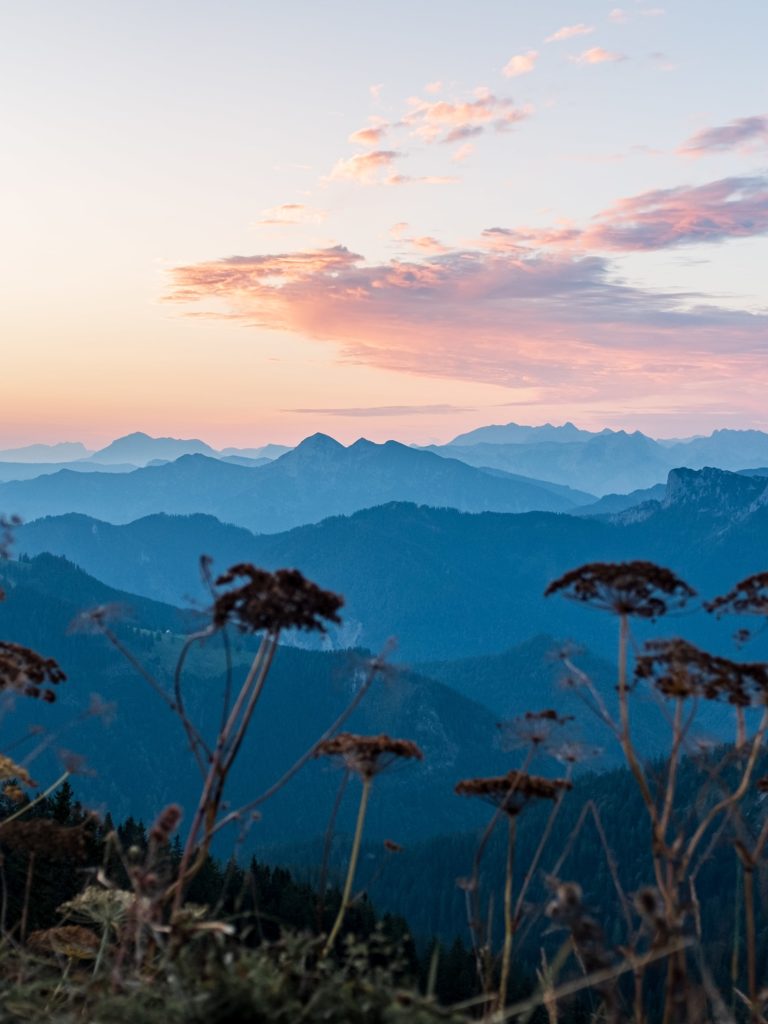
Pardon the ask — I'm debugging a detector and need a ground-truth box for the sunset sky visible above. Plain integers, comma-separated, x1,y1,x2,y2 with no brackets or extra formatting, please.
2,1,767,449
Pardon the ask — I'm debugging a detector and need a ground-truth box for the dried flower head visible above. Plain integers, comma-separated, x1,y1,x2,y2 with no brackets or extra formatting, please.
755,776,768,794
149,803,182,845
545,561,695,619
315,732,423,780
213,564,343,635
59,885,133,930
68,603,128,635
455,770,572,816
383,839,403,853
497,709,574,752
0,642,66,701
27,925,100,960
0,754,36,788
0,819,89,859
705,574,768,645
635,638,768,706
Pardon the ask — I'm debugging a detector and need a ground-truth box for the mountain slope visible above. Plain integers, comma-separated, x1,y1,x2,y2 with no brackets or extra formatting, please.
0,434,589,532
0,555,508,842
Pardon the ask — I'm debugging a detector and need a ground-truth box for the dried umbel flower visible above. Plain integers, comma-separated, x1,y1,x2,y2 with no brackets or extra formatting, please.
27,925,99,960
0,819,89,859
635,638,768,706
545,561,695,619
149,803,182,845
0,641,66,701
706,573,768,644
455,770,572,816
68,603,128,635
0,754,36,788
59,885,133,930
213,563,343,635
315,732,423,780
497,709,573,751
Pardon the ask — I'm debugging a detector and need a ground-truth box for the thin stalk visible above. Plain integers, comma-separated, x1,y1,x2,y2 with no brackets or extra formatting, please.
317,768,351,931
498,816,517,1011
323,776,371,956
20,852,35,942
744,865,757,1021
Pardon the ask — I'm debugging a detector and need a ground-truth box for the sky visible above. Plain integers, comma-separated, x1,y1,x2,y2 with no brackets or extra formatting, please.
1,0,767,449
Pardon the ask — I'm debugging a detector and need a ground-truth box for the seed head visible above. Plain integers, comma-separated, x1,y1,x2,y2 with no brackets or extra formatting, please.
0,642,66,701
213,564,343,635
705,573,768,641
455,770,572,816
545,561,695,619
315,732,423,780
635,638,768,706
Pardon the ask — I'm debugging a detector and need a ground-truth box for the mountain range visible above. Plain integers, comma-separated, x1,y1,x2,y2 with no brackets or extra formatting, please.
12,465,768,667
0,434,595,531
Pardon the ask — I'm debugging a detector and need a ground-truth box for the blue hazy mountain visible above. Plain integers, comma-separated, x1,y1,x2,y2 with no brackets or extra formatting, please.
0,441,91,462
0,554,508,841
88,431,218,465
0,433,593,531
14,466,768,664
0,460,139,483
428,424,768,495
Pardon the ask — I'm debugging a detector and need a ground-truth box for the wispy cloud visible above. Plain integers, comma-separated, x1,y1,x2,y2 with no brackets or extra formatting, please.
166,241,768,407
328,149,401,183
482,175,768,251
571,47,627,65
502,50,539,77
349,122,389,147
608,8,629,22
545,24,594,43
288,404,473,416
679,115,768,156
255,203,327,226
403,88,530,143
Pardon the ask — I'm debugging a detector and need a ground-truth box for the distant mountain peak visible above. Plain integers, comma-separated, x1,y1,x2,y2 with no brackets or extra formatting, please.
292,432,345,452
663,466,768,514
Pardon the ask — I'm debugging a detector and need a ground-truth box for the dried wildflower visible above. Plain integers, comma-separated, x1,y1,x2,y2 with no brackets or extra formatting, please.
0,819,88,859
383,839,403,853
635,638,768,706
68,603,128,634
0,754,36,788
455,770,572,816
3,783,25,803
756,776,768,794
27,925,99,960
0,641,66,701
546,879,614,977
149,803,182,845
497,709,573,752
706,572,768,618
315,732,423,780
545,561,695,619
213,563,343,635
59,885,133,930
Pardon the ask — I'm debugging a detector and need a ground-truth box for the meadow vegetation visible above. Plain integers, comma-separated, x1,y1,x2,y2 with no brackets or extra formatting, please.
1,512,768,1022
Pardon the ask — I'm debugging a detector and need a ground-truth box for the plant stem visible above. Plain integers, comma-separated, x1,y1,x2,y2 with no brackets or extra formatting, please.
323,776,371,957
498,816,517,1011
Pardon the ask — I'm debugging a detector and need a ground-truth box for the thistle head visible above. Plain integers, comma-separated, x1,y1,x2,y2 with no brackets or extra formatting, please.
545,561,695,619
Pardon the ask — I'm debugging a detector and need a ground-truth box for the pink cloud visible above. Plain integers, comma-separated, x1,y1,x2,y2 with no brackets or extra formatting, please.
166,243,768,407
608,8,629,22
679,115,768,156
452,142,474,163
571,47,626,64
349,123,389,147
328,149,401,183
255,203,327,226
502,50,539,77
424,80,443,95
482,175,768,252
403,89,530,144
545,23,594,42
